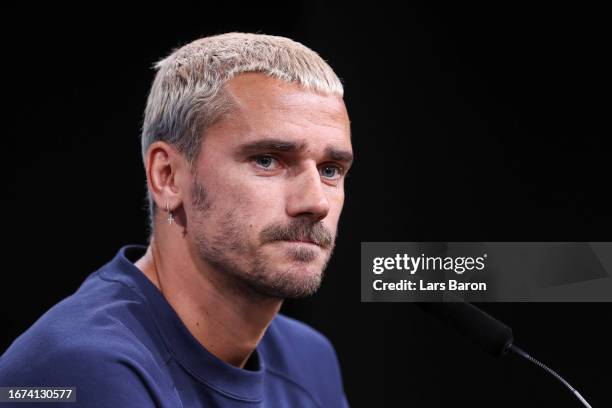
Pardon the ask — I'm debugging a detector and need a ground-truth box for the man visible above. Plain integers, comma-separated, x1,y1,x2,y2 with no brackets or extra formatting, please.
0,33,353,407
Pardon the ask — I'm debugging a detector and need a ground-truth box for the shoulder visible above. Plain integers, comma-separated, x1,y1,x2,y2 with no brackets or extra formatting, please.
0,337,170,406
1,271,160,364
0,275,174,406
260,313,347,406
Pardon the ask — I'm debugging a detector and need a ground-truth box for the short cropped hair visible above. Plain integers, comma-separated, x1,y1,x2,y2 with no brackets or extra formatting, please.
141,32,344,235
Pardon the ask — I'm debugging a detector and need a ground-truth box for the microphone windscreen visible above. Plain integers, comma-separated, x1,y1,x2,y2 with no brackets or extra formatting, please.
417,301,514,356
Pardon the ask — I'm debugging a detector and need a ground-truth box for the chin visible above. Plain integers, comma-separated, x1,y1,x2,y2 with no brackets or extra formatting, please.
272,266,324,299
252,243,329,296
269,240,323,262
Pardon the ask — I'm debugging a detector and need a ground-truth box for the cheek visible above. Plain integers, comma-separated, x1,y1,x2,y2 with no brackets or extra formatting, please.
328,187,345,212
326,190,345,230
234,181,283,208
219,180,286,229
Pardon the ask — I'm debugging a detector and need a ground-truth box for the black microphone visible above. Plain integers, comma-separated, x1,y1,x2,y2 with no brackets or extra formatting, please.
415,301,513,357
415,301,593,407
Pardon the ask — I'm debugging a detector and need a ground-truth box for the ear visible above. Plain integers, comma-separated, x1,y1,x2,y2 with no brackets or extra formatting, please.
145,141,186,214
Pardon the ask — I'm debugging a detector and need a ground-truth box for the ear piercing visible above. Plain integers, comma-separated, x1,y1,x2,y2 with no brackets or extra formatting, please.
166,202,175,225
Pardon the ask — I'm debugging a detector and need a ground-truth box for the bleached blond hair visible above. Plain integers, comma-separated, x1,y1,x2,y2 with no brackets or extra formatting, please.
140,32,344,233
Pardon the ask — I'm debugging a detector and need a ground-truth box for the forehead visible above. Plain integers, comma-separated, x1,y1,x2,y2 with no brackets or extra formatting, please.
209,73,351,152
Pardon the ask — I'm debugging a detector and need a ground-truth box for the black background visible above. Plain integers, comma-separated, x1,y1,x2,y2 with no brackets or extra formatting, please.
5,2,610,407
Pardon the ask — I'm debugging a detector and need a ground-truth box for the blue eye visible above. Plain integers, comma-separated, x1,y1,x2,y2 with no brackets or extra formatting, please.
320,165,342,180
253,155,278,170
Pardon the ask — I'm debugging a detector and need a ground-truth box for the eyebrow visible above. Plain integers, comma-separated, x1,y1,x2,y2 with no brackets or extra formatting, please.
325,146,354,164
236,137,353,164
236,138,307,155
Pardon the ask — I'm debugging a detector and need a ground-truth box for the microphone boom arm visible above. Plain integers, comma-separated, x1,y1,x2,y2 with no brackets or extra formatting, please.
509,344,592,408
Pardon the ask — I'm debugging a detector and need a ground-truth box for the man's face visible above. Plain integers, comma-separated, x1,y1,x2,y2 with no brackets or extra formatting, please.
184,73,352,299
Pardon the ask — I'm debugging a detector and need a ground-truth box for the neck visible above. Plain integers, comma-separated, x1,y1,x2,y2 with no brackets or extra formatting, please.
135,232,282,368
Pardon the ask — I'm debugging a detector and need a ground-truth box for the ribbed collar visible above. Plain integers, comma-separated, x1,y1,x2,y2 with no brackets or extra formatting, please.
98,244,265,403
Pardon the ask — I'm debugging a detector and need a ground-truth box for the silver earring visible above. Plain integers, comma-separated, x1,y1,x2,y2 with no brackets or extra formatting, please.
166,203,174,225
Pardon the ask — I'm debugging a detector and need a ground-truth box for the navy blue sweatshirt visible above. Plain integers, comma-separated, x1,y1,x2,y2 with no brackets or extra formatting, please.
0,245,349,407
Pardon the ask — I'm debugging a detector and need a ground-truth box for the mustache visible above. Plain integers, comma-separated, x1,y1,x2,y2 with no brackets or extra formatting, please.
259,219,334,249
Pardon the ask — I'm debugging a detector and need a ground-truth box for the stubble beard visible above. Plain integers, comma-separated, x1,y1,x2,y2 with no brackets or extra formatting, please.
190,177,336,301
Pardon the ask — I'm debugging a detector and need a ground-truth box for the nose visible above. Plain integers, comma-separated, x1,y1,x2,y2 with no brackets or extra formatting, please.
286,165,330,221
